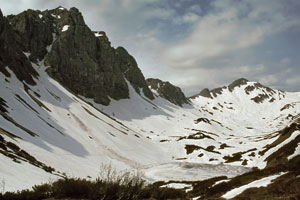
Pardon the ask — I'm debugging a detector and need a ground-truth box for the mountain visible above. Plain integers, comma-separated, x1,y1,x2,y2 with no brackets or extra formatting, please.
6,7,153,106
0,7,300,199
147,78,189,107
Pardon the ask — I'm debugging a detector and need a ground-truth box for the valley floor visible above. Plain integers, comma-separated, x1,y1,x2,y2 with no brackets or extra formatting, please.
1,63,300,199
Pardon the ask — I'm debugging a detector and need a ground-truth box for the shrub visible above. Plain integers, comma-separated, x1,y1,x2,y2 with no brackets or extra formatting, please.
0,164,187,200
51,178,93,198
139,184,186,199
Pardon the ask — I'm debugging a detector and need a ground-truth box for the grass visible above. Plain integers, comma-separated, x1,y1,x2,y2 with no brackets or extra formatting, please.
223,148,257,164
177,131,214,141
223,152,242,163
185,144,220,155
259,122,298,157
0,166,187,200
198,155,300,199
233,171,300,200
265,133,300,168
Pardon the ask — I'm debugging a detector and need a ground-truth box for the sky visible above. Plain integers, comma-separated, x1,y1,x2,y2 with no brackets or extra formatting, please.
1,0,300,96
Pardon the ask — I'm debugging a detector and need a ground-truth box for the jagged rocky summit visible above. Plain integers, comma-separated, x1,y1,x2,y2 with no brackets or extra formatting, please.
1,6,300,199
147,78,189,107
0,9,38,85
190,78,284,103
2,7,154,105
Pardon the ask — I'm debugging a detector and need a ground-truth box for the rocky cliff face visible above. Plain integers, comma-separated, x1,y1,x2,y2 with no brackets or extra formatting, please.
5,7,154,105
0,10,38,85
147,78,189,106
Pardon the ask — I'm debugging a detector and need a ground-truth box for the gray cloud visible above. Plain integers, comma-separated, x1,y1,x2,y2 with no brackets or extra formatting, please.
1,0,300,95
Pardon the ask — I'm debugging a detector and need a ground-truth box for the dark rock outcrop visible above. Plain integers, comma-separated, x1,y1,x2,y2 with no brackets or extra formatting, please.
189,88,213,99
146,78,189,106
7,9,55,62
6,7,154,105
228,78,248,92
198,88,212,99
211,87,226,98
0,9,38,85
191,78,249,99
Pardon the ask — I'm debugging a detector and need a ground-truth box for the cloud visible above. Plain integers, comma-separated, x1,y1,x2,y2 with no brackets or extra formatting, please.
162,0,298,69
153,0,300,94
279,58,291,67
286,76,300,87
1,0,299,94
259,75,278,86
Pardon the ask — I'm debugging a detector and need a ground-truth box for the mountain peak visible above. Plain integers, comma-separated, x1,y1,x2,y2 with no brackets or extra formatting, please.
1,6,300,198
0,9,38,85
228,78,249,92
3,7,153,105
147,78,189,106
190,78,285,103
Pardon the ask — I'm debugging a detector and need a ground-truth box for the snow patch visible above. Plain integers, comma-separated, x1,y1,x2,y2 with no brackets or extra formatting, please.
222,172,286,199
39,14,42,19
95,32,103,37
51,14,61,19
46,33,57,52
62,25,70,32
161,183,191,189
23,52,31,58
143,162,250,183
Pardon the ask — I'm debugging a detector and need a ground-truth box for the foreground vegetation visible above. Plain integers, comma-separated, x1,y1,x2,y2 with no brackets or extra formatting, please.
1,156,300,200
0,166,187,200
0,178,187,200
1,155,300,200
1,122,299,200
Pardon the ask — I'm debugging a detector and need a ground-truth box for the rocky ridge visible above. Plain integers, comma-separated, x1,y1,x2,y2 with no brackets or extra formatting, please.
1,7,300,199
5,7,154,105
0,9,38,85
190,78,284,103
146,78,189,106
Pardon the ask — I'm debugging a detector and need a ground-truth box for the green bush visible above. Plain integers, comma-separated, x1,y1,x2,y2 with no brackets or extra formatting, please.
51,178,94,198
0,164,186,200
139,184,186,199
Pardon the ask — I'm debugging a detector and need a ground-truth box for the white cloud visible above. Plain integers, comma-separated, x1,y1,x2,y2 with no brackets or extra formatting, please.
285,76,300,86
280,58,291,67
183,13,199,23
161,1,294,69
1,0,299,94
259,75,278,86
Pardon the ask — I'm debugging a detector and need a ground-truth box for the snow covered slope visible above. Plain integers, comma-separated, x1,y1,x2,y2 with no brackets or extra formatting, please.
0,7,299,194
99,78,300,167
1,62,300,191
0,63,171,191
